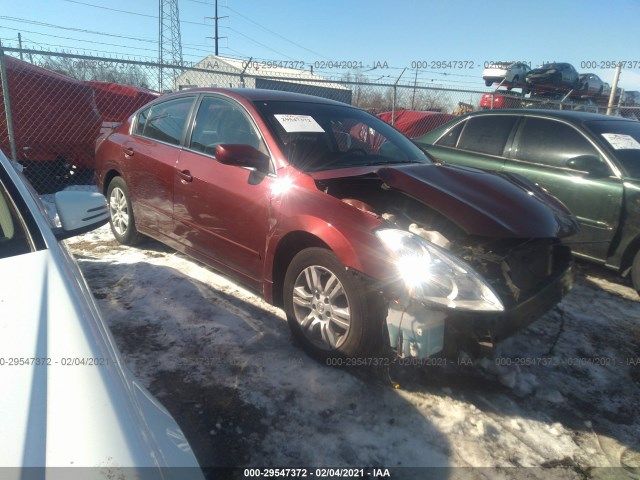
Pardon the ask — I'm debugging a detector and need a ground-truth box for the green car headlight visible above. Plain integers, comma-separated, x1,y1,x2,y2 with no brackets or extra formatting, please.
376,229,504,312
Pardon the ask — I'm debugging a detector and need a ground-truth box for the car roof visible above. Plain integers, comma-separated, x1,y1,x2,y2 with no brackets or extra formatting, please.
460,109,637,123
162,87,351,107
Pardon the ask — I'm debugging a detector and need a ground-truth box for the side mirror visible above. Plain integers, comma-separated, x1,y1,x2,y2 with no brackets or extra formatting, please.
53,191,109,240
566,155,610,177
215,144,270,173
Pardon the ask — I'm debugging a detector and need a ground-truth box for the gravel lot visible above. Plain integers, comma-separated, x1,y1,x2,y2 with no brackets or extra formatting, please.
67,225,640,480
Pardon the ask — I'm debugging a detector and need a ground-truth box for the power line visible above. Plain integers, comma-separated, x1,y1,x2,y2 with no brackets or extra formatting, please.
223,5,329,60
61,0,212,26
1,26,160,54
0,16,158,44
226,27,298,61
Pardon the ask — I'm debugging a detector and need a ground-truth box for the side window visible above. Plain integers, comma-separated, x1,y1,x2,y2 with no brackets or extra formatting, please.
189,96,267,156
134,106,150,136
457,116,517,156
140,97,195,145
515,118,601,169
435,121,465,147
0,183,32,259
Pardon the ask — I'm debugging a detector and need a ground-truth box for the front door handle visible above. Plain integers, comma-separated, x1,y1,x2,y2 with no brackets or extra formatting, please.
177,170,193,183
123,147,134,156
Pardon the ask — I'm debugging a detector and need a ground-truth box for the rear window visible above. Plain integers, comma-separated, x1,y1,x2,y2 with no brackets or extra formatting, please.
137,97,195,145
456,116,517,156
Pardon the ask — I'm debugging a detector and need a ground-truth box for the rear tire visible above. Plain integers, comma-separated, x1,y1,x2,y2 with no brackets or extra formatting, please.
107,176,143,246
283,248,386,362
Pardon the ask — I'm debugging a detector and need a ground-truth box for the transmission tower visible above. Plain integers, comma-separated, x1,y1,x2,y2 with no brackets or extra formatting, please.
158,0,183,91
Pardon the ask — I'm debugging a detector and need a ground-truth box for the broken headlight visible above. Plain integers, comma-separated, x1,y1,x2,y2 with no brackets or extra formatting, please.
376,229,504,312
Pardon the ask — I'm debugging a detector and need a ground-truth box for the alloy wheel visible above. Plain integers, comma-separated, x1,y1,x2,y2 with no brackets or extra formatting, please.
109,186,129,236
291,265,351,350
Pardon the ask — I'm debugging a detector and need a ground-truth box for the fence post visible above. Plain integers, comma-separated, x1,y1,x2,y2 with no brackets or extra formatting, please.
392,85,397,125
0,46,18,161
391,68,406,126
607,63,622,116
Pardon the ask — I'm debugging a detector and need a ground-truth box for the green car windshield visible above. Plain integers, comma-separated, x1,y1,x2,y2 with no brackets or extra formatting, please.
255,101,431,172
586,120,640,178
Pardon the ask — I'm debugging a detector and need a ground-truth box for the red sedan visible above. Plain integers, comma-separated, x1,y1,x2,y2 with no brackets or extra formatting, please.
95,88,577,362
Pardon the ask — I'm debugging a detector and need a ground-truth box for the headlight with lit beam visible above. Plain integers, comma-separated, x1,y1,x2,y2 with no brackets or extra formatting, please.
376,229,504,312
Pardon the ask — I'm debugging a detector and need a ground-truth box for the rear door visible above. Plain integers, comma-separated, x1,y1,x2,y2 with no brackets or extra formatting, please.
426,114,519,172
125,96,196,233
504,116,623,260
173,95,274,285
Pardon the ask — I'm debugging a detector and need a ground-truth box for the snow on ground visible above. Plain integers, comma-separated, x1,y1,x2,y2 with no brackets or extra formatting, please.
66,225,640,479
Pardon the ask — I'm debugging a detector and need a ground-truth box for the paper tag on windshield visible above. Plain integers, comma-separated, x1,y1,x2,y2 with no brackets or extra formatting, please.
274,114,325,133
601,133,640,150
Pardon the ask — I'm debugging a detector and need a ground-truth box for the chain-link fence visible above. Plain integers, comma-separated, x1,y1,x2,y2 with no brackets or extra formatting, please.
1,46,637,193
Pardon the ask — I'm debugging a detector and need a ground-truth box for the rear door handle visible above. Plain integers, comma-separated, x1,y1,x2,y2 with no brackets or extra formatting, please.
177,170,193,183
123,147,134,156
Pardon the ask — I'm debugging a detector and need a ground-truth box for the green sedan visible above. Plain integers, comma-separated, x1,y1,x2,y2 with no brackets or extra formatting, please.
414,109,640,292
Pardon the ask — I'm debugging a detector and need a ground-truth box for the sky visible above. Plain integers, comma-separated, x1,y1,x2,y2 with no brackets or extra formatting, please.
2,0,640,91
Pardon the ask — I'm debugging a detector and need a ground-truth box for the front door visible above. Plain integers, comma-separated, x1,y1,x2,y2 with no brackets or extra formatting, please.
505,117,623,261
172,95,274,284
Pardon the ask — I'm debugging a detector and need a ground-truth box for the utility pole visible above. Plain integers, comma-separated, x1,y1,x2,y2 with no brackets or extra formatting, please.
18,33,23,61
206,0,227,56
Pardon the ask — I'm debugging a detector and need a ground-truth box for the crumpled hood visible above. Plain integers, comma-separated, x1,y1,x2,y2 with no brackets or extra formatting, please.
376,163,579,238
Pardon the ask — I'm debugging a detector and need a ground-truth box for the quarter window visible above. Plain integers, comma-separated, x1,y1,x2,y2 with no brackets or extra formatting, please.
515,118,601,168
134,106,150,136
435,121,465,148
456,116,517,156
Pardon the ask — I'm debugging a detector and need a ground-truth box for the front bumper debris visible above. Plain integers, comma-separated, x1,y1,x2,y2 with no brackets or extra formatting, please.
385,263,574,359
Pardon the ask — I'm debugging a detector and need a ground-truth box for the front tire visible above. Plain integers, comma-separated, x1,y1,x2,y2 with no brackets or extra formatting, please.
107,176,142,245
632,250,640,293
283,248,385,361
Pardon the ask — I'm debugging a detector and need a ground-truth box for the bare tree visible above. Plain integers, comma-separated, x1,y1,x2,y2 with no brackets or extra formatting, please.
40,56,151,88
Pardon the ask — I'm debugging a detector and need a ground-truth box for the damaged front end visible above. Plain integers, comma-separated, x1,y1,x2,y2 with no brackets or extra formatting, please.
381,234,574,359
313,163,577,359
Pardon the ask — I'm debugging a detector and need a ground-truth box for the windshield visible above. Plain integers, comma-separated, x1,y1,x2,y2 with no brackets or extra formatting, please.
586,119,640,178
254,101,431,172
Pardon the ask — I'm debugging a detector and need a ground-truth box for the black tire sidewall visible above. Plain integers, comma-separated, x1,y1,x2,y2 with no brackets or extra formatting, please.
283,248,383,361
107,177,141,246
632,251,640,293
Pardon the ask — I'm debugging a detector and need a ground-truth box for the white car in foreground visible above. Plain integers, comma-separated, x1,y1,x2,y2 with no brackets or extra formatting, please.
0,150,203,479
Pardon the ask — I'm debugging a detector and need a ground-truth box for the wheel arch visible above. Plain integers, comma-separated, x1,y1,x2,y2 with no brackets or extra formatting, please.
267,217,372,307
620,234,640,276
102,168,122,196
269,231,331,308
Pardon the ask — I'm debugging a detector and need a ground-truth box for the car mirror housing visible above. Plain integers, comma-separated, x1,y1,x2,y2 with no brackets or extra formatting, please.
566,155,610,177
53,191,110,240
215,144,270,173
